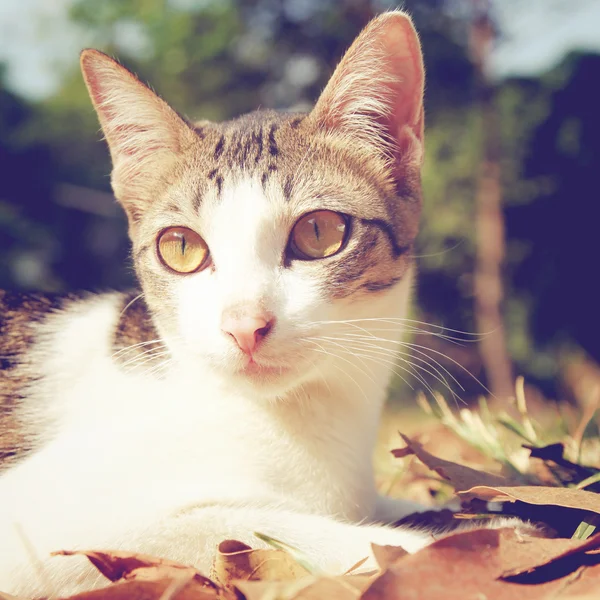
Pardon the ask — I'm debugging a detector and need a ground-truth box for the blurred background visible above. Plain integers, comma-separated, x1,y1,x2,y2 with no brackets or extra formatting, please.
0,0,599,410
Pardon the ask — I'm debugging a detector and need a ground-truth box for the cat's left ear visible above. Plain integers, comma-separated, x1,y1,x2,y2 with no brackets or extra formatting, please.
80,49,198,228
311,11,424,168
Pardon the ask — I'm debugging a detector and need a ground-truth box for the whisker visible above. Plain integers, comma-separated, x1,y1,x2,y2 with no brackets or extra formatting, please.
119,292,145,317
312,337,419,392
118,344,169,368
326,333,464,392
309,338,384,388
306,339,378,389
310,349,370,401
122,350,172,373
136,358,173,379
312,318,485,343
313,335,460,399
318,341,436,397
410,240,464,259
400,340,493,398
111,338,166,359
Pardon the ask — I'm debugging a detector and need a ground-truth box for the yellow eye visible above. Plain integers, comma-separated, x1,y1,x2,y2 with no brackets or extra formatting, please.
157,227,209,274
289,210,348,260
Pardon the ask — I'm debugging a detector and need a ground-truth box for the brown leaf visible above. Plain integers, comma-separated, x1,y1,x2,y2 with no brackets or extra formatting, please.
394,433,517,491
236,575,373,600
389,447,412,459
54,550,214,586
370,544,407,571
62,578,219,600
54,550,232,600
524,443,599,488
459,485,600,515
499,531,600,578
359,528,600,600
211,540,309,587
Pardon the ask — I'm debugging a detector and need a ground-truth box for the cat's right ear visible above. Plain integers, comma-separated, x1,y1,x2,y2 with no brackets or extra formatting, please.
80,50,197,228
310,11,425,171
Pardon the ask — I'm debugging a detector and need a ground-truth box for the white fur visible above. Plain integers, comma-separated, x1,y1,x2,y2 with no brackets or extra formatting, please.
0,175,431,597
0,13,434,594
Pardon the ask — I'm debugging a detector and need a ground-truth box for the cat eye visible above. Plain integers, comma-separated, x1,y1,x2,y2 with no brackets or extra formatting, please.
157,227,209,274
289,210,349,260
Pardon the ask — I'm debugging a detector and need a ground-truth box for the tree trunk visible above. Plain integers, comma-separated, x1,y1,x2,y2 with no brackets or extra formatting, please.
470,2,515,402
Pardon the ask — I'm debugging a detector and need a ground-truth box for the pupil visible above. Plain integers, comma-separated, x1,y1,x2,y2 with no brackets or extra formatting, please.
181,235,187,255
313,220,320,241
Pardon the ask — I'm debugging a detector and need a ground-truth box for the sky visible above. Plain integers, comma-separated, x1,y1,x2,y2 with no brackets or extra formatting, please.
0,0,599,100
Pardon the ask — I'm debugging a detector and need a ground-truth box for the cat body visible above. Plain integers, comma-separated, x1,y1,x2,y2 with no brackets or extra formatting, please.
0,12,432,596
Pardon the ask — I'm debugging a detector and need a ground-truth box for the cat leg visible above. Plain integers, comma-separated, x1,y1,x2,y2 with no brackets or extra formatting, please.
129,503,435,573
3,503,434,598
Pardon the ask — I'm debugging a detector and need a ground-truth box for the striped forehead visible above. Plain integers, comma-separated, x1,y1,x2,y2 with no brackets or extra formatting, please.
194,113,302,203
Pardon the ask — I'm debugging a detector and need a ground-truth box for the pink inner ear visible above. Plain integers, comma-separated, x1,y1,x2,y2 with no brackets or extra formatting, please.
81,52,114,120
381,24,425,146
311,12,424,158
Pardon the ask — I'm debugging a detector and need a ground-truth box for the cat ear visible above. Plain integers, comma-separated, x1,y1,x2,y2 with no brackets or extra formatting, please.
80,49,197,225
311,11,424,167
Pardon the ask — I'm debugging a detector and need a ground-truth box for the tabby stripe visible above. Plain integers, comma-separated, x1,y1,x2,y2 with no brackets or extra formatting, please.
361,218,409,258
283,175,294,201
214,135,225,160
290,116,304,129
268,124,279,156
361,277,403,292
252,128,263,163
261,164,278,190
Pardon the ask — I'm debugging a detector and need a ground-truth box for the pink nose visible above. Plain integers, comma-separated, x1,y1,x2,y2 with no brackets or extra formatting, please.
221,314,274,355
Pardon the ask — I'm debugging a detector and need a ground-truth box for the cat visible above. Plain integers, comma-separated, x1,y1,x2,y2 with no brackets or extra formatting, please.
0,10,433,597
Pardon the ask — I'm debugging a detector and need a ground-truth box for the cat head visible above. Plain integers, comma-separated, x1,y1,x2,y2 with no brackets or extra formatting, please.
81,11,425,399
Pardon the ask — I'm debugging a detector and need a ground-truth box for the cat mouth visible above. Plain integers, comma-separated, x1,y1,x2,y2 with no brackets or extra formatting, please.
238,358,289,379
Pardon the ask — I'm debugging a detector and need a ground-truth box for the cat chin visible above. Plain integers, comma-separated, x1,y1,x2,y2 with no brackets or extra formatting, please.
225,369,305,398
211,358,317,399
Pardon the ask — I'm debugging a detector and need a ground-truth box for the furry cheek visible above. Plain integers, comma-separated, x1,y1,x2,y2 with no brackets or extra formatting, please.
173,271,223,354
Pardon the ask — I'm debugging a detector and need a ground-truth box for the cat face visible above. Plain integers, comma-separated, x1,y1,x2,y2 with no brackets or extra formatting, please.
81,11,425,397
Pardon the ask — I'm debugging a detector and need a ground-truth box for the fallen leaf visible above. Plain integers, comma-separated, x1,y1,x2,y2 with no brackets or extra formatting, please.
524,443,600,489
54,550,233,600
497,531,600,577
360,528,600,600
394,433,518,491
370,544,407,571
54,550,214,586
459,486,600,515
211,540,310,587
389,447,412,459
63,578,219,600
236,574,373,600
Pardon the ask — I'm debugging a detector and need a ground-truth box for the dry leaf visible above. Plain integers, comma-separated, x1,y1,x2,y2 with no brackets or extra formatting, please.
394,433,517,491
498,531,600,577
360,528,600,600
524,443,599,488
63,578,219,600
236,575,373,600
211,540,309,587
370,544,407,571
459,485,600,515
54,550,215,586
54,550,232,600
